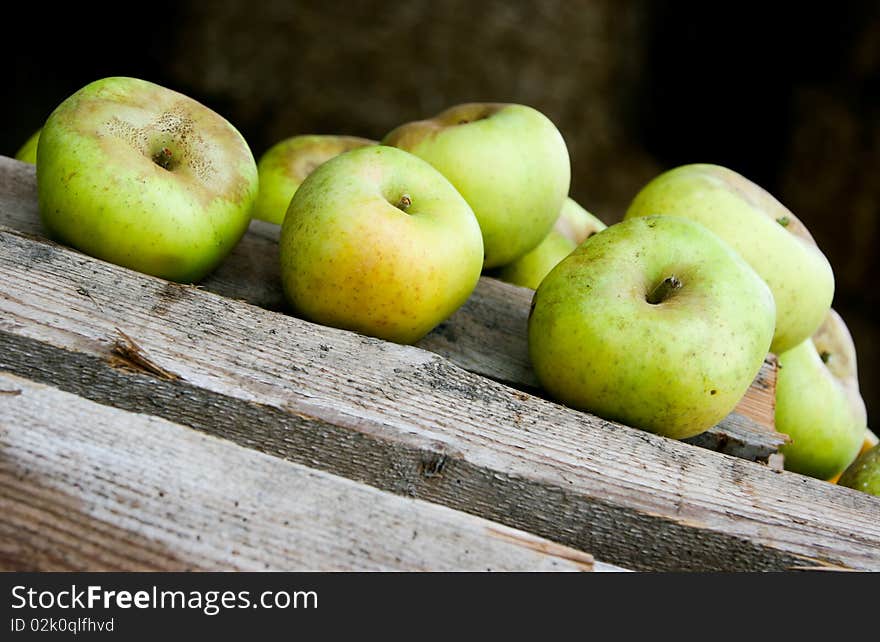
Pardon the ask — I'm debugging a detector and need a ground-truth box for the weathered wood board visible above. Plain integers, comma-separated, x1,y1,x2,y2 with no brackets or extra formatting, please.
1,215,878,571
0,371,610,572
0,156,785,462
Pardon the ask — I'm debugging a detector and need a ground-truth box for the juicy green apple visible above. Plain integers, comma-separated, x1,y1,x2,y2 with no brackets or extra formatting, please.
254,134,377,225
776,309,867,480
528,215,776,439
382,103,570,268
624,164,834,354
279,145,484,344
838,444,880,496
37,76,258,283
15,128,41,164
494,198,606,290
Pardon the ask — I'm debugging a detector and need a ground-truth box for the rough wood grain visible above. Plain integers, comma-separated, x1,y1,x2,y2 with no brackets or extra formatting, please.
0,226,877,571
0,155,785,461
0,371,606,572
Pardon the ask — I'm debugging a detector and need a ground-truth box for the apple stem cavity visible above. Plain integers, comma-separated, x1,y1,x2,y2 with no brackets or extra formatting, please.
646,275,683,305
152,146,175,171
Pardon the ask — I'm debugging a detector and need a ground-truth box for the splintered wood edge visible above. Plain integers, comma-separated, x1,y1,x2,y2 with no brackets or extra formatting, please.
110,327,181,380
1,227,878,572
0,371,599,572
0,154,783,462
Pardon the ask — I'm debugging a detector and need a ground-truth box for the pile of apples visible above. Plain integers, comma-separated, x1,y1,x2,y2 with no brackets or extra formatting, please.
18,77,879,495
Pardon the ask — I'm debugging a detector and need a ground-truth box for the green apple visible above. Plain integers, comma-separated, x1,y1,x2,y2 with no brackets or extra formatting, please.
776,309,867,480
37,76,258,283
253,134,377,225
494,198,606,290
15,128,41,164
528,215,776,439
624,164,834,354
279,145,483,344
838,444,880,496
382,103,570,268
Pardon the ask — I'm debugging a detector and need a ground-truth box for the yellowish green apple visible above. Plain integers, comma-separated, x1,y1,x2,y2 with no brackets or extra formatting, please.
776,309,867,480
383,103,570,268
279,145,483,344
625,164,834,354
253,134,377,224
528,215,776,439
494,198,605,290
37,76,258,283
15,129,41,164
838,443,880,496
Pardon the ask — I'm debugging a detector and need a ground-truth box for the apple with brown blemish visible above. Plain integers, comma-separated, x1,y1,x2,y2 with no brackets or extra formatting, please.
253,134,377,225
36,76,258,283
279,145,483,344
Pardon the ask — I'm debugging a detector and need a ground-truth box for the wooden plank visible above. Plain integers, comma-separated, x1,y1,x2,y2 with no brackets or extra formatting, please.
0,155,784,461
0,371,605,572
0,225,877,571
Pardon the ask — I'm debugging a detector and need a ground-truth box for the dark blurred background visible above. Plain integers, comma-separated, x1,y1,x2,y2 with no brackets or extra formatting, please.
3,0,878,422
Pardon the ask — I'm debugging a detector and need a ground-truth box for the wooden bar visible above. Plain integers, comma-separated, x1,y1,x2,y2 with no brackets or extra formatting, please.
0,371,606,572
0,223,877,571
0,155,785,462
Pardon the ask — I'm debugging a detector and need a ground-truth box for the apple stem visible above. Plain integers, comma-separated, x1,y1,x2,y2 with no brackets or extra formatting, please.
647,275,683,305
397,194,412,212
